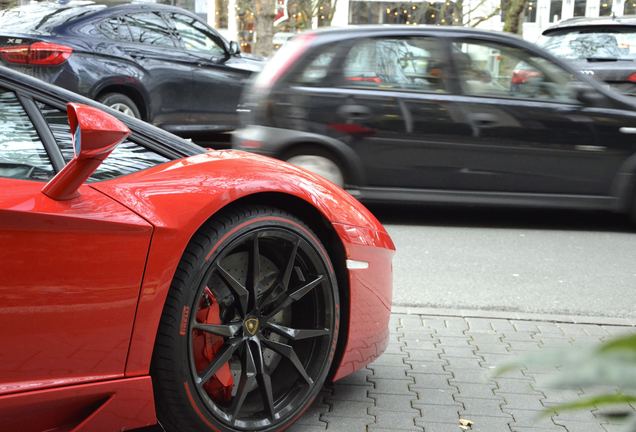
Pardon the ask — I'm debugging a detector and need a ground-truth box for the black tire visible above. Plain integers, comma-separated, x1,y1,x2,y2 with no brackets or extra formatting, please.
97,92,141,119
151,206,340,432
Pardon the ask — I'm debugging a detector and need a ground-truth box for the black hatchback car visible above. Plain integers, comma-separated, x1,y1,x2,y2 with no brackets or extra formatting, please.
540,16,636,96
233,26,636,221
0,2,262,138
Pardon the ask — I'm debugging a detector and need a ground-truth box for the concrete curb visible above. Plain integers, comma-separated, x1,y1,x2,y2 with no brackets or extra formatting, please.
392,304,636,326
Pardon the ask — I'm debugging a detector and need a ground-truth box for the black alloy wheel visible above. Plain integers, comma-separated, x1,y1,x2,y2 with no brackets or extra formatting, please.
152,206,340,432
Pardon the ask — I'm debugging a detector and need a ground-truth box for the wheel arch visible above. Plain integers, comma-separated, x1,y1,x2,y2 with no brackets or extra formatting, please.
169,191,351,382
612,152,636,213
93,83,149,121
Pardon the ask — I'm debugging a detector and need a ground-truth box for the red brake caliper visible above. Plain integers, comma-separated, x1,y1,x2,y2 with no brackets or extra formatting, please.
194,286,234,401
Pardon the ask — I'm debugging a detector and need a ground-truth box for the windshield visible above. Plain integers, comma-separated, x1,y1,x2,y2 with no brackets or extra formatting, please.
0,2,105,35
539,28,636,60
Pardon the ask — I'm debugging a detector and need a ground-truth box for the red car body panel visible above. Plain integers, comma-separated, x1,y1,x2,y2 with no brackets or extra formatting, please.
0,179,152,396
91,150,394,380
0,149,394,430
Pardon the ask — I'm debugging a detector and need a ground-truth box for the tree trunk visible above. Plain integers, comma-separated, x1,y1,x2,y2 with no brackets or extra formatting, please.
503,0,528,34
254,0,277,57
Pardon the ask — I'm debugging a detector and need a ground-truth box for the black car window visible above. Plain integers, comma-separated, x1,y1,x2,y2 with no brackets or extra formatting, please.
99,16,133,42
37,102,170,182
167,13,225,57
341,37,449,93
294,50,339,85
0,89,54,181
124,12,177,48
452,40,577,103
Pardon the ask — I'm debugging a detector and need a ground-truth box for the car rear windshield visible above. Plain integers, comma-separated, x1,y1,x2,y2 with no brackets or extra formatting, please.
539,27,636,61
0,3,105,35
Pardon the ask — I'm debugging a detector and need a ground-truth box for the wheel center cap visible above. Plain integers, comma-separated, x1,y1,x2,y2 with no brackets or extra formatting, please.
244,317,260,335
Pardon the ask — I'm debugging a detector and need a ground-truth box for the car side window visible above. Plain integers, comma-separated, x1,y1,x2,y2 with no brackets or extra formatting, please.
341,37,449,93
294,50,339,85
452,40,577,103
99,16,133,42
0,89,54,181
37,102,170,181
168,13,226,57
124,12,177,48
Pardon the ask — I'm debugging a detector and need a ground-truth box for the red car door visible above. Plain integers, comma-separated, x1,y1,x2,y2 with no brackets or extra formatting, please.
0,88,153,396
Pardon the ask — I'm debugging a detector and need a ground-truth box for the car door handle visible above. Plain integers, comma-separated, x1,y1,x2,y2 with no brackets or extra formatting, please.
619,127,636,134
338,104,371,121
470,113,499,126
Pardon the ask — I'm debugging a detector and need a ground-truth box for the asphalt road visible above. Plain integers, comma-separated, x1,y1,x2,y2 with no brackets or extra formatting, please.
370,205,636,319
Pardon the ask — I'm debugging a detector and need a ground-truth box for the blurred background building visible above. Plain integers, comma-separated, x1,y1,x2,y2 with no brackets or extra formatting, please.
2,0,634,51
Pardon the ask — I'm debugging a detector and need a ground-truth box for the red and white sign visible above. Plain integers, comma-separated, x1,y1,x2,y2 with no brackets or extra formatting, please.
274,0,289,25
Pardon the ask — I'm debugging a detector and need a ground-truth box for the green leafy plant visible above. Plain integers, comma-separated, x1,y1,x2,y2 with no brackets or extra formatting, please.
496,332,636,431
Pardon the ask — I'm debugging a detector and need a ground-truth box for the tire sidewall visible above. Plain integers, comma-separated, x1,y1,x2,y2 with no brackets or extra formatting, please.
164,213,340,432
98,93,141,119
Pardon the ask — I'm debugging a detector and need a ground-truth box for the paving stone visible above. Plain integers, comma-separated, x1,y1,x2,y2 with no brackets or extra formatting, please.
507,340,543,351
457,397,510,418
443,356,483,369
402,340,439,350
409,374,455,390
407,360,450,375
490,319,515,332
450,369,495,383
502,332,540,342
500,393,547,410
371,353,409,367
369,377,417,395
335,369,373,386
505,408,559,428
412,422,459,432
470,334,504,344
321,416,373,431
512,321,541,332
414,404,461,423
413,388,458,406
329,384,373,402
421,317,448,331
369,365,414,380
325,400,373,418
368,427,423,432
457,415,513,432
438,337,472,347
495,378,541,395
480,353,518,368
536,324,565,335
466,317,495,332
473,343,512,354
511,427,566,432
371,408,423,429
370,394,420,412
454,382,500,399
409,349,444,362
441,346,478,358
287,424,326,431
552,419,606,432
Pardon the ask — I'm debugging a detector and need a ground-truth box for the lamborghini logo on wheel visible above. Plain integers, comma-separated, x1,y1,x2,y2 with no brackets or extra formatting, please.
244,317,259,335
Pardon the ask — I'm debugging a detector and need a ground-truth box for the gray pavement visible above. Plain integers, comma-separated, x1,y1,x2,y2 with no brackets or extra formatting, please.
373,207,636,319
291,313,636,432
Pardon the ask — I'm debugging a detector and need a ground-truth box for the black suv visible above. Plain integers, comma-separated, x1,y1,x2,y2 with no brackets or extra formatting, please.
540,16,636,95
233,26,636,221
0,2,262,138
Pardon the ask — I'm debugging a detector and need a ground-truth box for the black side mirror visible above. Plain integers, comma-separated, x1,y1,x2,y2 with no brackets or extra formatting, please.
571,82,606,105
229,41,240,56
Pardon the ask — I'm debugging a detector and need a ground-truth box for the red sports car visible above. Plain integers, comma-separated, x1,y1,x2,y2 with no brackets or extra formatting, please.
0,66,394,432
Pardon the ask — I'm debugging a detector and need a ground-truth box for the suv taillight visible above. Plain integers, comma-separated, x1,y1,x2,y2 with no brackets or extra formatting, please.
0,42,72,66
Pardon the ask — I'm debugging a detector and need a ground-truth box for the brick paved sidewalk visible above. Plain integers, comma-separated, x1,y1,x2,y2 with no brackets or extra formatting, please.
291,313,636,432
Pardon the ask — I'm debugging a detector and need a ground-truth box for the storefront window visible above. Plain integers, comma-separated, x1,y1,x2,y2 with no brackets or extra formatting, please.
625,0,636,13
573,0,586,16
350,1,458,25
549,0,561,22
525,0,537,22
599,0,612,15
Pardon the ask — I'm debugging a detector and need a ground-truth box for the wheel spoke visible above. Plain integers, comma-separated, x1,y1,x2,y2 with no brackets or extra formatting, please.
248,234,261,310
193,322,242,337
282,238,300,290
230,342,257,424
253,340,275,420
262,338,313,385
265,275,325,320
266,323,330,341
198,338,242,386
216,263,249,317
